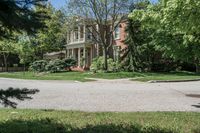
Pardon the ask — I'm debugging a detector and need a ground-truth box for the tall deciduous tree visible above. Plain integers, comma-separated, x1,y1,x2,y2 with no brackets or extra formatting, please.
0,0,48,38
66,0,135,71
129,0,200,72
32,4,67,59
0,39,17,71
17,34,35,72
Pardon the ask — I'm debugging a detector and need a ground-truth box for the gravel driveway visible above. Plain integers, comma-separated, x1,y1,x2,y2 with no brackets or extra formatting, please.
0,78,200,112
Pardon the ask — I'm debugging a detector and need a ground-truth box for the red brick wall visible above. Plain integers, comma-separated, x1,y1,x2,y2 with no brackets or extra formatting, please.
113,22,127,50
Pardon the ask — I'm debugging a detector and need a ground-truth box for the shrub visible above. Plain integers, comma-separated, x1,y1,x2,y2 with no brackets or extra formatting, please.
90,57,104,72
63,58,77,70
45,59,65,73
90,56,120,72
29,60,48,72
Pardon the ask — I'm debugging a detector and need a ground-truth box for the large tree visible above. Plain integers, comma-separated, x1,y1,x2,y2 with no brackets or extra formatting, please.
129,0,200,72
32,4,67,59
0,0,48,38
0,39,18,71
17,34,35,72
66,0,135,70
123,0,157,72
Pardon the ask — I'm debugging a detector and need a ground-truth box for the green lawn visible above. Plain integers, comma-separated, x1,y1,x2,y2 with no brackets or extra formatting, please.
0,71,143,82
0,109,199,133
132,71,200,82
0,71,200,82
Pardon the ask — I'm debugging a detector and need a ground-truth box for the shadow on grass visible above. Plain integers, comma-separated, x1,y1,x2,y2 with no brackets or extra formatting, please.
0,118,179,133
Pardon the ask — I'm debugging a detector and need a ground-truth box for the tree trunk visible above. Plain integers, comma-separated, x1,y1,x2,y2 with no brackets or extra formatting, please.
23,64,26,75
3,53,8,72
103,48,108,71
195,62,200,73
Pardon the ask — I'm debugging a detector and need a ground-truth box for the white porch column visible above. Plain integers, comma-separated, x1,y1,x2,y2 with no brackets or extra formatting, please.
83,25,86,42
83,47,86,67
90,47,93,64
71,31,73,42
72,49,74,58
78,48,81,67
78,26,80,42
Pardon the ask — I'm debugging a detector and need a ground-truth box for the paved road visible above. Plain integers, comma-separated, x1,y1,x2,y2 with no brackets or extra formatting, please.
0,78,200,112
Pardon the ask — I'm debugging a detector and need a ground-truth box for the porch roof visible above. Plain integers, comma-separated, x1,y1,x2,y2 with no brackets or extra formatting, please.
66,43,93,49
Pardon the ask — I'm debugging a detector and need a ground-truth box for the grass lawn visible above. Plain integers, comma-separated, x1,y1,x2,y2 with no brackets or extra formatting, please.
0,71,142,82
0,71,200,82
132,71,200,82
0,109,199,133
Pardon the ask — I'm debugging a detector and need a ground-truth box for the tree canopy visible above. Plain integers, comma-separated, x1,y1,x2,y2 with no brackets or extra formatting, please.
129,0,200,72
0,0,48,38
32,4,67,59
66,0,136,70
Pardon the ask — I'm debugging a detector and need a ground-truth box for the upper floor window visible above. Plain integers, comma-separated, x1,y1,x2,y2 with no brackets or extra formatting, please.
114,26,120,40
80,25,84,39
74,27,79,40
87,27,93,40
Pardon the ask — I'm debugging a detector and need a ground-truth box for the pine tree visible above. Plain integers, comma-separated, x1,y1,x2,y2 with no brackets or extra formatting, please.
0,0,48,38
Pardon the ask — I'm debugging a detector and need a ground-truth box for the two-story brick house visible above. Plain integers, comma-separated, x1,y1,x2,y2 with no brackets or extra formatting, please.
66,20,127,69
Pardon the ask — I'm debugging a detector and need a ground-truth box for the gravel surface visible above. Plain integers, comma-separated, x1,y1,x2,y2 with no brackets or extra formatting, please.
0,78,200,112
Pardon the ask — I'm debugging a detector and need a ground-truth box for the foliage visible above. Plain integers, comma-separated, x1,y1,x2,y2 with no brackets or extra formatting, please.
124,19,156,72
0,87,39,108
16,34,35,65
129,0,200,72
63,58,77,70
32,4,67,58
90,57,120,73
0,38,18,71
0,0,48,38
66,0,135,70
30,60,48,72
45,59,65,73
122,1,159,72
30,58,77,73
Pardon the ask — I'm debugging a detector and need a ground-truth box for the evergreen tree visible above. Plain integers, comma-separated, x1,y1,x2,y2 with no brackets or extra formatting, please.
123,0,156,71
0,0,48,38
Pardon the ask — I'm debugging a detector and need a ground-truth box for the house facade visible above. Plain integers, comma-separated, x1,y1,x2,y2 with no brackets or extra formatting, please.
66,21,127,69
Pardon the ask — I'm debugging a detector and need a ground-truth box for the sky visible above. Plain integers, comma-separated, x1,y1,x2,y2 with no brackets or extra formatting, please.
49,0,158,9
49,0,66,9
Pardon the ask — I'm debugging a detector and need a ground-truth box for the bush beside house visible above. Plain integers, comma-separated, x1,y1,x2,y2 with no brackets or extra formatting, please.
90,56,120,73
30,58,76,73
